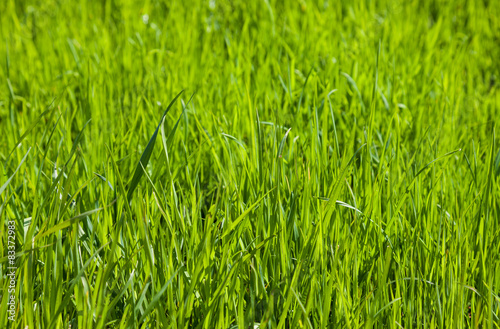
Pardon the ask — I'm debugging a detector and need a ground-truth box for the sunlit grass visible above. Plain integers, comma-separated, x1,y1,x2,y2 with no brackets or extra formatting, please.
1,0,499,328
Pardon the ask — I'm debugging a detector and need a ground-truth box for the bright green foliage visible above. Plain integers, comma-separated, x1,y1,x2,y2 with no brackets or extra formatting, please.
1,0,499,328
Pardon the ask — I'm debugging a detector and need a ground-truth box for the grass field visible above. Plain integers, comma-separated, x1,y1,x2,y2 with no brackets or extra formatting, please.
1,0,500,328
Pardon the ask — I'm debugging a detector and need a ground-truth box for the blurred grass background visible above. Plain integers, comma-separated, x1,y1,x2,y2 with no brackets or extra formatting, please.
1,0,499,328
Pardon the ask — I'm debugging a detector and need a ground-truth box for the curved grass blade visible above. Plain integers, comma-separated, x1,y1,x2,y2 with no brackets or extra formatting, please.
277,128,292,158
127,90,184,201
94,172,114,191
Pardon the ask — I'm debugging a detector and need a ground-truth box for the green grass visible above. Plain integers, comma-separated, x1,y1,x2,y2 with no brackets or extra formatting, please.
1,0,500,328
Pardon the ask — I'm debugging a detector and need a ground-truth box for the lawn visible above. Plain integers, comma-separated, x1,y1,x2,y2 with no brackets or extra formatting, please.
1,0,499,328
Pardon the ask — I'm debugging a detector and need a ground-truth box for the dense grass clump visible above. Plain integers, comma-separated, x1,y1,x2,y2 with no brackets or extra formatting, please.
1,0,499,327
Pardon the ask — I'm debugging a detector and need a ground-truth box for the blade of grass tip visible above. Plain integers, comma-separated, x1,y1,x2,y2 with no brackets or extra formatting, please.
277,128,292,158
341,72,365,110
94,172,114,191
0,147,31,197
127,90,184,202
221,133,246,149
